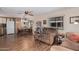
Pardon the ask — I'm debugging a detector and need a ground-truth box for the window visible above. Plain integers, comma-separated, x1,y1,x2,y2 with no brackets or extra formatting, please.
49,16,64,30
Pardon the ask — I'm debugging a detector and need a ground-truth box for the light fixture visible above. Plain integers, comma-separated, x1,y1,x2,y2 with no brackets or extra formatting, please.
74,20,79,24
22,10,33,20
24,11,33,16
74,22,78,24
21,10,34,29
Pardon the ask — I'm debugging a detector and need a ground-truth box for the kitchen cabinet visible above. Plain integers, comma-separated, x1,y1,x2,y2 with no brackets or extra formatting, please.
0,24,6,36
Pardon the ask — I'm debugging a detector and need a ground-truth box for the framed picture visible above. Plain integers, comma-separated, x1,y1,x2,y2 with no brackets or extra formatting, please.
43,20,46,24
70,16,79,24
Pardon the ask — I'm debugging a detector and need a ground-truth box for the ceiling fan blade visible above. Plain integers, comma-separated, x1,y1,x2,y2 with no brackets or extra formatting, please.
16,10,34,16
17,13,23,14
28,13,34,16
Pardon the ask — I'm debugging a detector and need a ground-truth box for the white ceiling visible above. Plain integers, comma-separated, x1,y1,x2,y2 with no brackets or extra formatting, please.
0,7,63,17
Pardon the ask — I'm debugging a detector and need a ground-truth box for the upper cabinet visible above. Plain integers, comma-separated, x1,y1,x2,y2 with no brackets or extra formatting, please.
0,18,6,24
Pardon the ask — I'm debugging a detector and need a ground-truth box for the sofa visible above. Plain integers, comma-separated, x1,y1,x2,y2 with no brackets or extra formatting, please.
50,32,79,51
34,27,57,45
61,39,79,51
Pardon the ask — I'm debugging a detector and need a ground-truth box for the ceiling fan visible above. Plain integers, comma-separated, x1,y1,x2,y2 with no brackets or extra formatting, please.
17,10,34,16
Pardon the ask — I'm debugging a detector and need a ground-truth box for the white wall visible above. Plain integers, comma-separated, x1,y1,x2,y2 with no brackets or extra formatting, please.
34,8,79,33
1,8,79,33
0,18,6,24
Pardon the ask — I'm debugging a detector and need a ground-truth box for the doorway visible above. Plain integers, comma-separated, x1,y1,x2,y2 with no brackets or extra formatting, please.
6,18,16,35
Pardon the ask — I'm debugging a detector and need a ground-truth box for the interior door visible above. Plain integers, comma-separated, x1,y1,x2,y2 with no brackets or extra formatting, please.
6,18,15,34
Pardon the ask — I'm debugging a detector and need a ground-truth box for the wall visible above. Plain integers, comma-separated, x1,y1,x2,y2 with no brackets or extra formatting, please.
34,8,79,33
0,14,36,34
0,17,22,34
0,8,79,33
15,18,21,33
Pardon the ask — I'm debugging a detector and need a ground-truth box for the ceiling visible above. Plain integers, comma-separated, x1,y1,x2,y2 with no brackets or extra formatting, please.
0,7,63,17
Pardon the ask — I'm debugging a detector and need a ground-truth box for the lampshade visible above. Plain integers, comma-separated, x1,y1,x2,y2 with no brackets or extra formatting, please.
74,22,79,24
74,20,79,24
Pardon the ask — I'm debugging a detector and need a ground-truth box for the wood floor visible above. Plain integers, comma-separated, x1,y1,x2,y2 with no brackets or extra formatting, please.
0,34,51,51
